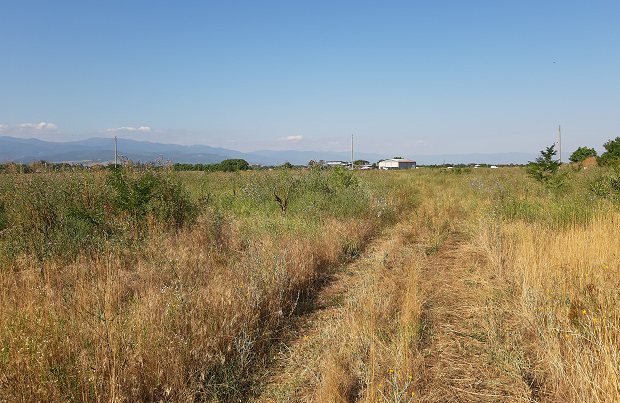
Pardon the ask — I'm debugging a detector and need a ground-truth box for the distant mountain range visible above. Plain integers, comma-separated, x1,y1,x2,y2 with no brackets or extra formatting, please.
0,136,386,165
0,136,553,165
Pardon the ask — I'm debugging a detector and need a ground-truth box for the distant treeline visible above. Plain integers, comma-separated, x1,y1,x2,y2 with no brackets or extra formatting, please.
173,159,250,172
3,136,619,174
0,159,254,174
0,161,91,173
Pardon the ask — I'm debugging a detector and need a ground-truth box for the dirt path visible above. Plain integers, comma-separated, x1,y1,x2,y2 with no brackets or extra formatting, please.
415,233,533,402
252,215,533,402
251,226,401,401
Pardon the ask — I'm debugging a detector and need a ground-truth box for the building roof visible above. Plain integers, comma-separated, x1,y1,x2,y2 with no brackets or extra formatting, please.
380,158,416,163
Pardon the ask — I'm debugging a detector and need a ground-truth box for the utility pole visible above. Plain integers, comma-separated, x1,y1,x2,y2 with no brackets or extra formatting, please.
557,125,562,163
114,136,118,167
351,134,354,169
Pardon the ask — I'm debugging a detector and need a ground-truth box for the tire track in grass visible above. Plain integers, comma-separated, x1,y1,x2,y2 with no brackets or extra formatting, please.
416,232,533,402
251,196,538,402
250,224,409,402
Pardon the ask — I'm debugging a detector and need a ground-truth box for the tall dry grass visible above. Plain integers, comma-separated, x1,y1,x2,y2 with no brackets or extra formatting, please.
2,166,619,401
490,208,620,401
0,167,418,401
1,216,377,401
313,222,422,402
263,174,475,402
311,167,620,402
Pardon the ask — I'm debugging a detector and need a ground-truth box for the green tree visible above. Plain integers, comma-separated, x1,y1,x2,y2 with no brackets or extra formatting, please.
527,144,561,183
569,146,597,163
354,159,369,166
599,137,620,166
331,165,358,188
218,159,250,172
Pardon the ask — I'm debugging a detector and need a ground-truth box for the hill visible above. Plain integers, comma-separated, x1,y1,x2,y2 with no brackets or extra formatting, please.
0,136,565,165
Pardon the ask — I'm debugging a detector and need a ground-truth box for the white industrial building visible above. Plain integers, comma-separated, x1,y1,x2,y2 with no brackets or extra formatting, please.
324,161,350,167
378,158,416,170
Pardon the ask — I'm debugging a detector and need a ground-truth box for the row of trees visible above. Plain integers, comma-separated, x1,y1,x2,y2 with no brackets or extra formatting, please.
528,137,620,185
569,137,620,165
0,161,81,173
174,159,250,172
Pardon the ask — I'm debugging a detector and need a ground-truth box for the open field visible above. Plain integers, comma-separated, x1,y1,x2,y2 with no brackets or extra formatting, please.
1,165,619,402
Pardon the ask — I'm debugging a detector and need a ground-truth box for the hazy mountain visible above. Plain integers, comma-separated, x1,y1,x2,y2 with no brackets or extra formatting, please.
413,152,574,165
0,136,388,165
0,136,277,165
413,152,537,165
0,136,558,166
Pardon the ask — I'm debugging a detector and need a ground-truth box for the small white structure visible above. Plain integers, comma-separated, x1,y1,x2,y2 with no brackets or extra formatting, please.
325,161,349,167
378,158,416,170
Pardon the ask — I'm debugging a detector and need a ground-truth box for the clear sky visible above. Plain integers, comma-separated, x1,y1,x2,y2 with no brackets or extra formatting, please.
1,0,619,155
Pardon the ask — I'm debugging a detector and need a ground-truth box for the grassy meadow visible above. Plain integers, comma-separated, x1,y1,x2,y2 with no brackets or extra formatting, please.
1,164,619,401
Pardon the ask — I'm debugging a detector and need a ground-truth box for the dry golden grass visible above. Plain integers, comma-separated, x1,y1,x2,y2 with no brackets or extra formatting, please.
256,176,519,402
492,208,620,401
0,211,378,401
257,169,620,402
2,167,620,402
254,218,423,402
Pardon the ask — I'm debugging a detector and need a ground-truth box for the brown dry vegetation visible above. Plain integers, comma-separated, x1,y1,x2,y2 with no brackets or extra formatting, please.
493,211,620,401
1,166,620,402
255,167,620,402
255,170,531,402
0,167,417,401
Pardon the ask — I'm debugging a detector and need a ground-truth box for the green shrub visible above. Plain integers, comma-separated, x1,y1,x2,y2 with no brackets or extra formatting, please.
589,170,620,203
107,167,197,228
599,137,620,167
0,168,197,265
569,146,597,163
0,174,111,262
330,166,358,188
527,145,562,185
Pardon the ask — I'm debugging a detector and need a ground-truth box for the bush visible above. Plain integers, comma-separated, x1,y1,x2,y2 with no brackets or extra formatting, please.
569,146,597,163
0,174,112,262
330,166,358,188
599,137,620,166
0,168,197,265
107,167,197,228
527,144,567,190
589,170,620,204
527,145,561,183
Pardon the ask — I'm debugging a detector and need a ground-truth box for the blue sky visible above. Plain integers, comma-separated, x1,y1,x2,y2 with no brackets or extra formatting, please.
1,0,618,155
